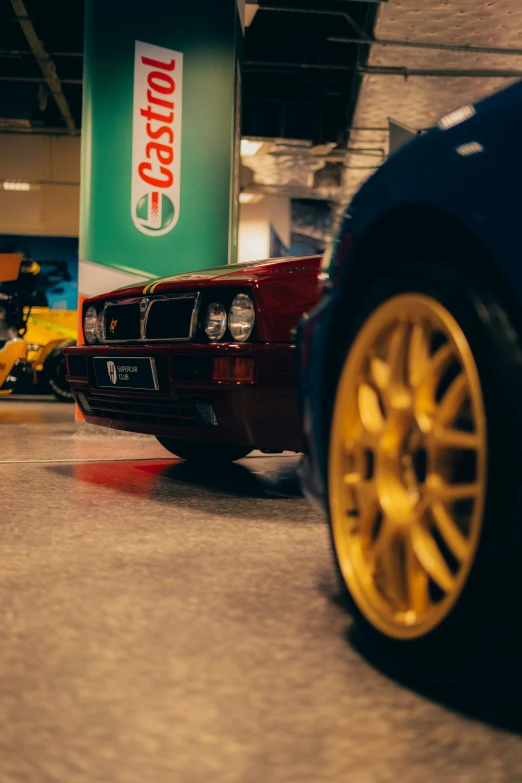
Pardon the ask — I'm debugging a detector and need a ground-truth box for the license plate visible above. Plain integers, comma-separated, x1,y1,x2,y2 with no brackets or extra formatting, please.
93,357,159,390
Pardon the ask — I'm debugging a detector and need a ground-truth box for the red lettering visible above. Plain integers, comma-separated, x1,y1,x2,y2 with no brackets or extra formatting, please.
141,106,173,123
147,89,173,110
146,142,174,165
148,71,174,95
146,123,174,144
139,162,173,188
141,56,175,72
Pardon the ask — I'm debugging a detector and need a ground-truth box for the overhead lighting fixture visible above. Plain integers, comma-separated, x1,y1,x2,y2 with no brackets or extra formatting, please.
438,105,476,130
239,192,255,204
456,141,483,156
3,180,31,191
240,139,263,157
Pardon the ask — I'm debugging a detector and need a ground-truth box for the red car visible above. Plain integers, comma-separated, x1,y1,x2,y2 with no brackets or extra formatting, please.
65,255,321,462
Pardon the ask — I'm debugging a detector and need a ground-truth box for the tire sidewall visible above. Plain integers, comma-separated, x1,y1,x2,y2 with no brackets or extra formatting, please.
45,344,75,401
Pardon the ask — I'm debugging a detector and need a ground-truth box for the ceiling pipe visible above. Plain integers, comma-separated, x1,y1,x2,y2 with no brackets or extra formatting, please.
0,76,82,84
9,0,76,131
361,65,522,78
245,62,522,78
245,60,351,70
268,146,385,158
5,63,514,84
0,49,83,57
0,125,81,136
328,35,522,58
259,2,385,11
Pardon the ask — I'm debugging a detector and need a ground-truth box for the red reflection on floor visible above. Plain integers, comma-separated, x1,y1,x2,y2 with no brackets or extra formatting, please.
73,459,179,497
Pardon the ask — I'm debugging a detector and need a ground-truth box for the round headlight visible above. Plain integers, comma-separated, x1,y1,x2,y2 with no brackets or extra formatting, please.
95,310,104,343
229,294,255,342
84,305,98,344
205,302,227,341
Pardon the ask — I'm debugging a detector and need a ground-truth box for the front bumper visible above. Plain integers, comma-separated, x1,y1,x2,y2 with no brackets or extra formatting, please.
65,342,302,452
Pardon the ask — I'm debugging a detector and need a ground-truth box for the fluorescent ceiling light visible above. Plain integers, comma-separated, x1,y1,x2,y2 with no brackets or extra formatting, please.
456,141,483,156
3,180,31,191
241,139,263,157
438,105,476,130
239,192,255,204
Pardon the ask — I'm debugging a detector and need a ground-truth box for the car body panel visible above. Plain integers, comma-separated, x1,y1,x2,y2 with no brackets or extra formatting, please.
299,79,522,509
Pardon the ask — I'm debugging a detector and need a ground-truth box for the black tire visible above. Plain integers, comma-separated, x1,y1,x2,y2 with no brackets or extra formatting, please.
156,437,251,464
45,344,75,402
328,261,522,685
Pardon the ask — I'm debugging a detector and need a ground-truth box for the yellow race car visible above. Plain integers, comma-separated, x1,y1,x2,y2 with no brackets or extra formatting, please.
0,254,76,401
23,307,77,400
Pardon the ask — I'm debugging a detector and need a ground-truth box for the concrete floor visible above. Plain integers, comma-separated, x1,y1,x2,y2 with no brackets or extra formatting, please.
2,397,522,783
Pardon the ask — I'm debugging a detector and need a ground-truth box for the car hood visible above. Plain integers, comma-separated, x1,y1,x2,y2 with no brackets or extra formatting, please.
95,255,322,301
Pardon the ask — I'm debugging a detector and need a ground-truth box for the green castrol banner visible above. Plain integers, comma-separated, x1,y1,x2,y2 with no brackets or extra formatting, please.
80,0,243,299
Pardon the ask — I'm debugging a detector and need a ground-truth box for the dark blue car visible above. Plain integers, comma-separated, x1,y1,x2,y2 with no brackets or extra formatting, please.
298,80,522,682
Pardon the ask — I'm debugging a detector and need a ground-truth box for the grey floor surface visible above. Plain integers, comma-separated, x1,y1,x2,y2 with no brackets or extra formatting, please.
1,397,522,783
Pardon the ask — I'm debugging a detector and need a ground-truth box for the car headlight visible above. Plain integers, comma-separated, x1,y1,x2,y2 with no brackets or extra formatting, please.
95,311,104,343
205,302,227,341
229,294,255,342
84,305,98,344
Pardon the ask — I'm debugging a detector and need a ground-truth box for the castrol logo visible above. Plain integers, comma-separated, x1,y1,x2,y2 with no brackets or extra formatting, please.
132,41,183,236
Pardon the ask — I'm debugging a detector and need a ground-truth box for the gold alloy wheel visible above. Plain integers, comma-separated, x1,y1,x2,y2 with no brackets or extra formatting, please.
329,294,487,640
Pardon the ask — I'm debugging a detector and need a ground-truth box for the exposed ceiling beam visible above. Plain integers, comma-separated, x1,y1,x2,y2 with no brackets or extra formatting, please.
9,0,76,131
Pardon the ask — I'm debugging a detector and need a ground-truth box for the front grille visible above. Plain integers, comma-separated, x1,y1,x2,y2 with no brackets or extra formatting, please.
145,297,195,340
82,392,200,428
102,293,198,343
104,303,141,341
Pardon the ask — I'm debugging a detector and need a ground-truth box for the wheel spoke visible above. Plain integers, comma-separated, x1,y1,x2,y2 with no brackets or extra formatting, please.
359,483,379,536
411,526,455,594
343,473,379,533
438,372,468,426
372,523,407,606
382,534,407,607
386,321,409,387
420,343,453,388
404,539,430,614
408,322,431,387
358,383,385,434
428,479,480,501
369,356,390,391
432,426,480,450
430,501,469,562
